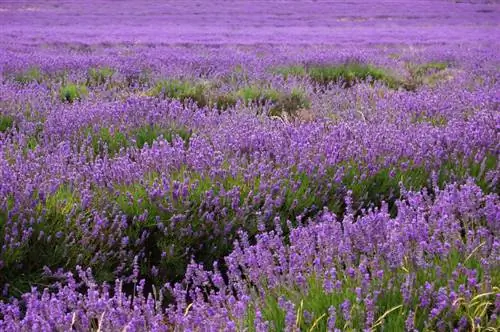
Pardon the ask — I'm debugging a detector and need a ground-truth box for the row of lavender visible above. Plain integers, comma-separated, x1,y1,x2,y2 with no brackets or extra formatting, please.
0,182,498,330
0,43,499,330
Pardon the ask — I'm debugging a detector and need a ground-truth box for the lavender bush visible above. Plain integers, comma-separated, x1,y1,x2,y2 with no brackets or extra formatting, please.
0,0,498,331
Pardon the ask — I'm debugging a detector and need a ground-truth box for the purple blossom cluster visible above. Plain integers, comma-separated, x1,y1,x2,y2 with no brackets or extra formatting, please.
0,0,499,330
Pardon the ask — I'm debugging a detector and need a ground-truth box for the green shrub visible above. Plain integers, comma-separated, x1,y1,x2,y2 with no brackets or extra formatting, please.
253,251,491,331
411,61,448,77
307,63,399,88
148,80,208,106
234,86,310,116
86,125,192,156
134,125,191,148
270,88,310,116
59,84,88,103
14,67,43,84
87,67,115,86
210,93,239,110
404,62,449,90
126,69,152,87
236,86,281,104
273,65,307,80
0,186,90,298
275,63,401,89
89,127,128,156
0,115,14,132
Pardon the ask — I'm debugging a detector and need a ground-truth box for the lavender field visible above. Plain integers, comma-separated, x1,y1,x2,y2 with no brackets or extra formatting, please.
0,1,499,331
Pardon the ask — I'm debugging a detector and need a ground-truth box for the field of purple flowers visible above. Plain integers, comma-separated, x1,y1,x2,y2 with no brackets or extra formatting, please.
0,1,499,331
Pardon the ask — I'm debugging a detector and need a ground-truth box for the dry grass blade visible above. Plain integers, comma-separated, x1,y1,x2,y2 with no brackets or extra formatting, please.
465,242,486,263
184,303,194,316
371,304,403,331
308,313,326,332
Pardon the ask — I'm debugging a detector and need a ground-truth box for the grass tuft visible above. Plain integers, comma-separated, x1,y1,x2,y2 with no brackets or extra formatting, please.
269,88,310,116
0,115,15,132
274,63,401,89
14,67,43,84
87,67,115,86
87,124,192,156
148,80,208,106
307,63,399,88
60,84,88,103
273,65,307,80
404,61,449,90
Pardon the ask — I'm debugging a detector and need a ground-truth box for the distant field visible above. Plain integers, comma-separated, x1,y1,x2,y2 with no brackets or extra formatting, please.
1,0,499,45
0,1,499,331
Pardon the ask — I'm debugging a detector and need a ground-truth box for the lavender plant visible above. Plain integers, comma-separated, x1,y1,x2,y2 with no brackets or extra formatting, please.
0,0,498,330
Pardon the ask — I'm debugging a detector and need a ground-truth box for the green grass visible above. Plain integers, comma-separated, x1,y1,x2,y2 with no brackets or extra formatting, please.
147,79,310,116
148,80,208,106
14,67,43,84
0,115,14,132
232,86,310,116
86,124,192,156
273,65,307,80
87,67,115,86
269,88,310,116
247,249,494,331
0,186,91,298
134,124,191,148
210,93,238,110
308,63,400,88
411,114,448,127
411,62,448,78
275,62,449,91
88,127,129,156
59,84,88,103
1,149,496,300
274,63,401,89
404,62,449,90
236,86,280,104
210,86,279,111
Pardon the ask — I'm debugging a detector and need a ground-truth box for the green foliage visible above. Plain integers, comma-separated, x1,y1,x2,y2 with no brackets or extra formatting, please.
210,93,238,110
14,67,43,84
86,124,192,156
134,124,192,148
412,62,448,77
148,80,208,106
307,63,399,88
252,250,492,331
92,153,497,284
104,169,263,282
234,86,278,104
0,186,89,298
0,115,14,132
342,153,497,216
404,61,449,90
59,84,88,103
275,63,400,89
269,88,310,116
147,77,309,115
411,114,448,127
126,68,152,87
89,127,128,156
233,86,310,116
273,65,307,80
87,67,115,86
